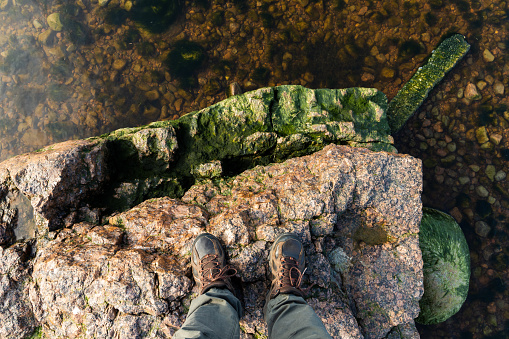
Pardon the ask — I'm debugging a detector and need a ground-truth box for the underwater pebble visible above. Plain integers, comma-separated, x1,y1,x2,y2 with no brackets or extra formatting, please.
112,59,127,70
494,171,506,182
458,176,470,185
47,13,63,31
457,88,464,98
33,19,42,29
475,127,489,144
381,67,395,79
493,82,505,95
464,83,481,100
475,221,490,237
477,81,487,90
145,90,159,101
480,142,493,150
490,134,502,145
483,49,495,62
476,185,489,198
38,30,54,46
485,165,496,181
447,142,456,152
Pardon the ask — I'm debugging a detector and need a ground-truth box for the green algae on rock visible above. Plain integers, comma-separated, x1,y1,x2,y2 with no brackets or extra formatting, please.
387,34,470,132
89,85,395,211
417,207,470,325
166,85,395,177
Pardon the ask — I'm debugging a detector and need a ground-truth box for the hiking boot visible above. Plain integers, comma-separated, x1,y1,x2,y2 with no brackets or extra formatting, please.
267,232,307,300
191,233,237,295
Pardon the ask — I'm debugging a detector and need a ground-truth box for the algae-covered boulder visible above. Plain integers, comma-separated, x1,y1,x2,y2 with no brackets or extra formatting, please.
417,207,470,325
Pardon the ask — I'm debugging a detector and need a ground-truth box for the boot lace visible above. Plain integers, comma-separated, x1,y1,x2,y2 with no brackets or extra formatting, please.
199,254,237,293
276,256,312,295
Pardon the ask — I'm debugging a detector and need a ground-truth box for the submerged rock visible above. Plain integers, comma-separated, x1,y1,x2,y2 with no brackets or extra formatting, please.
417,208,470,325
47,13,63,32
387,34,470,132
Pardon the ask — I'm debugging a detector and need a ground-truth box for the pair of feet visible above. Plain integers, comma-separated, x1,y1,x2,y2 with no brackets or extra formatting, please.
192,232,307,302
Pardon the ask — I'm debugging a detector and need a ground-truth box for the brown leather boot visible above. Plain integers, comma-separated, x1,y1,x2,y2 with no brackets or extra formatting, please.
267,232,307,300
191,233,237,294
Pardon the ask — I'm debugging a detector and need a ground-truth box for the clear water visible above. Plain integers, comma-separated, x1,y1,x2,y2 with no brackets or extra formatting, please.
1,0,508,337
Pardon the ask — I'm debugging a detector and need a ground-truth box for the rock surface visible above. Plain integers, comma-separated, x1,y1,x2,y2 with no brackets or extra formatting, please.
0,85,395,246
0,85,426,338
0,144,423,338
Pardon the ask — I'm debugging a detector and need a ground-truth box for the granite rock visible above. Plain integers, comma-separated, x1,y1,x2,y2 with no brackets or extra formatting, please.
0,242,36,339
0,140,109,236
0,144,423,338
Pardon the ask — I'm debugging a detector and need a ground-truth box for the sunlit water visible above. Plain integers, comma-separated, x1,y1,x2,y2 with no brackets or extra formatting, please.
1,0,508,337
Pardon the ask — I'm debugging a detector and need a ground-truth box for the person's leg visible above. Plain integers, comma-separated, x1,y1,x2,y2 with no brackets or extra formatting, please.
264,233,332,339
173,287,242,339
173,233,242,339
264,293,331,339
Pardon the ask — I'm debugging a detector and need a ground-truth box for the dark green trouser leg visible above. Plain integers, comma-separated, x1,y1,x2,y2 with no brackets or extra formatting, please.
173,288,243,339
264,293,333,339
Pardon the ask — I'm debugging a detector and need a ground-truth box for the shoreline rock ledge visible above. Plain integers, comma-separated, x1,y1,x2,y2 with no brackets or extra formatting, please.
0,144,423,339
0,85,424,339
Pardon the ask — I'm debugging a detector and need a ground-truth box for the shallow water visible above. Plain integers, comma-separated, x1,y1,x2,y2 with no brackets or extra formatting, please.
1,0,508,337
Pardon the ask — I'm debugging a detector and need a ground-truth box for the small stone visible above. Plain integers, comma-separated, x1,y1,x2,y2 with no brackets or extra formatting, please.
494,171,506,182
493,82,505,95
485,75,495,84
174,98,183,111
476,185,489,198
475,221,490,237
447,142,456,152
490,134,502,145
112,59,127,70
303,72,314,83
457,88,464,98
98,0,109,6
124,1,132,10
464,83,481,100
458,176,470,185
421,32,431,42
361,72,375,82
282,52,293,61
485,165,496,181
381,67,395,79
33,20,43,29
441,155,455,165
480,142,493,149
488,196,496,204
47,13,63,31
483,49,495,62
477,81,487,90
475,126,489,144
145,90,159,101
38,30,54,46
